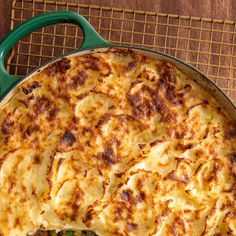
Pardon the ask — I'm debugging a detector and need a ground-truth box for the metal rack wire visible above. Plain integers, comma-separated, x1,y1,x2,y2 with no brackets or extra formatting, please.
8,0,236,103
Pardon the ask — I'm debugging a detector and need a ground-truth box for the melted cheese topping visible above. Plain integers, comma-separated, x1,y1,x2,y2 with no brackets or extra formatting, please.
0,48,235,236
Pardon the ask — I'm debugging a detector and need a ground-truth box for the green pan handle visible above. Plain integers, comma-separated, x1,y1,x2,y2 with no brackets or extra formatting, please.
0,10,110,99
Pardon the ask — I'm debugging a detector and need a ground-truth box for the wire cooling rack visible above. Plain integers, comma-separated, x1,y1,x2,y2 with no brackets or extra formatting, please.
8,0,236,103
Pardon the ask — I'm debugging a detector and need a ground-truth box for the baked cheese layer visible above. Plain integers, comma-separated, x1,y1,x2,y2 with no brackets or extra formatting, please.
0,48,235,236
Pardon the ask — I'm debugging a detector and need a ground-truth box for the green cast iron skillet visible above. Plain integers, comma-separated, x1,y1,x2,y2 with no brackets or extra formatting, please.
0,10,235,235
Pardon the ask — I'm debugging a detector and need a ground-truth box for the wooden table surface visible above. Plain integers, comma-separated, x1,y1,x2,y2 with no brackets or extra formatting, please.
1,0,236,39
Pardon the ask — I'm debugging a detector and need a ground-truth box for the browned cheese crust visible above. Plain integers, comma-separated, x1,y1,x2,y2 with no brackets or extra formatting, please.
0,49,235,236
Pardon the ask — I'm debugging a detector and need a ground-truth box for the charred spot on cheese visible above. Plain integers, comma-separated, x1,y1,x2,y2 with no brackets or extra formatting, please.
124,61,137,73
22,81,41,95
18,95,35,108
46,62,58,77
120,189,133,202
98,147,117,166
127,223,138,231
0,48,235,236
231,153,236,163
61,131,76,146
83,208,98,226
137,69,154,81
151,90,177,122
225,121,236,139
34,96,52,114
58,58,71,73
164,170,190,184
135,191,146,202
1,116,14,134
138,143,146,149
171,217,186,235
128,81,177,122
165,84,181,105
158,62,177,83
129,92,153,119
24,124,40,137
46,58,70,76
176,143,195,151
48,108,60,120
68,186,84,221
68,71,87,89
95,114,112,129
80,55,112,77
57,130,77,152
109,48,136,58
175,129,186,139
33,155,42,165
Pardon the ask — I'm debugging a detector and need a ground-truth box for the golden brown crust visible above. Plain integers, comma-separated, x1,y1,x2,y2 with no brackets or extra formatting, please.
0,48,235,236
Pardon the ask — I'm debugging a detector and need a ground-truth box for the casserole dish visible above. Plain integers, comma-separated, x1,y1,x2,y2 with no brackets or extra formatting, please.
0,11,235,236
